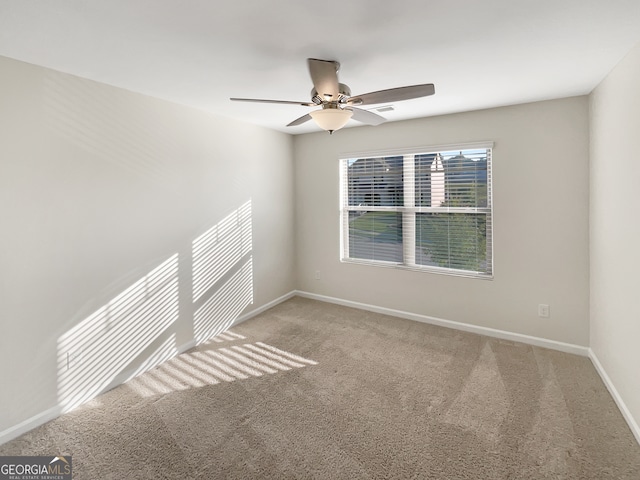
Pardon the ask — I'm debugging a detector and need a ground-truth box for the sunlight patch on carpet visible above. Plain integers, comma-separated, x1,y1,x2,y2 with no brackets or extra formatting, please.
127,341,317,397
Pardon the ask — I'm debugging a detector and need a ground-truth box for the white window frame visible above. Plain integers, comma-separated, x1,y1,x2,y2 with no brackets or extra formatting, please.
340,142,494,279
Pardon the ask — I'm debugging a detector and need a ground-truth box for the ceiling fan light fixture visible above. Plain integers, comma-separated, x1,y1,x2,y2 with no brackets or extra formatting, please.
309,108,353,133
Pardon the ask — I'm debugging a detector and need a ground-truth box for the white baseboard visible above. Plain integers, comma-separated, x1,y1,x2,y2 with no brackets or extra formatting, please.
0,406,63,446
234,290,297,326
11,291,637,450
588,349,640,445
0,290,297,447
295,291,640,446
294,290,590,357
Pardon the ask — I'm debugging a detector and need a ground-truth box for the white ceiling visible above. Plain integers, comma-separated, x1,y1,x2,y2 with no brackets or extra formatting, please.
1,0,640,134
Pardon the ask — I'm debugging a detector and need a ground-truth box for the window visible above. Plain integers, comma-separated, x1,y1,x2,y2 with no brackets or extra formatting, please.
340,144,493,278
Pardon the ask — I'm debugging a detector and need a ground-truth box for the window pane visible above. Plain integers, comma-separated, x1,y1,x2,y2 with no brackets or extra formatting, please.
415,153,441,207
415,150,488,208
347,156,404,207
341,145,492,277
349,211,403,263
415,213,487,272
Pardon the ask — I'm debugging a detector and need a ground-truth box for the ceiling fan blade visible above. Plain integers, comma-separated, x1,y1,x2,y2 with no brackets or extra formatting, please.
307,58,340,101
230,97,315,106
287,113,313,127
347,84,435,106
347,107,386,126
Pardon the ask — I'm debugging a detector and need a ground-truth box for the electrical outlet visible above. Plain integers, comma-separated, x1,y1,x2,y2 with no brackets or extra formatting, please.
315,270,321,280
538,304,550,318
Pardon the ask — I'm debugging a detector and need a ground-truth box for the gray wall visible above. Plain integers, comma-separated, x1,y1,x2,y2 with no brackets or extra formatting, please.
294,97,590,346
0,56,295,433
590,41,640,432
9,47,636,441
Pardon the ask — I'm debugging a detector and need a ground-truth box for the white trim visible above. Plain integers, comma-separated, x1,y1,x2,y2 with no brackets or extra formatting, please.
7,290,636,451
339,257,494,280
233,290,297,326
340,141,495,160
340,145,494,279
0,290,297,446
294,290,589,357
588,349,640,445
6,290,637,450
0,406,63,446
293,292,638,444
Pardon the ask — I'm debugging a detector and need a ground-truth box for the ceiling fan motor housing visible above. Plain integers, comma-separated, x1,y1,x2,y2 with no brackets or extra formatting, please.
311,83,352,105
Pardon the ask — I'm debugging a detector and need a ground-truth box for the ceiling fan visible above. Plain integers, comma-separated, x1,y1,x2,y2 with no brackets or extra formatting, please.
231,58,435,134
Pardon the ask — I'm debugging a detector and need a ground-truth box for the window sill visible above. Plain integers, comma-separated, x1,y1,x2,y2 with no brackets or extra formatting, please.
340,258,494,280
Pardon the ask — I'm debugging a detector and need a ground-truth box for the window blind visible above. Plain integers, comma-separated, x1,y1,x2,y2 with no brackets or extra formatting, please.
340,145,493,278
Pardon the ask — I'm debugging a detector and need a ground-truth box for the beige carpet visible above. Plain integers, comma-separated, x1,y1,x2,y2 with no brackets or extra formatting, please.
2,296,639,479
